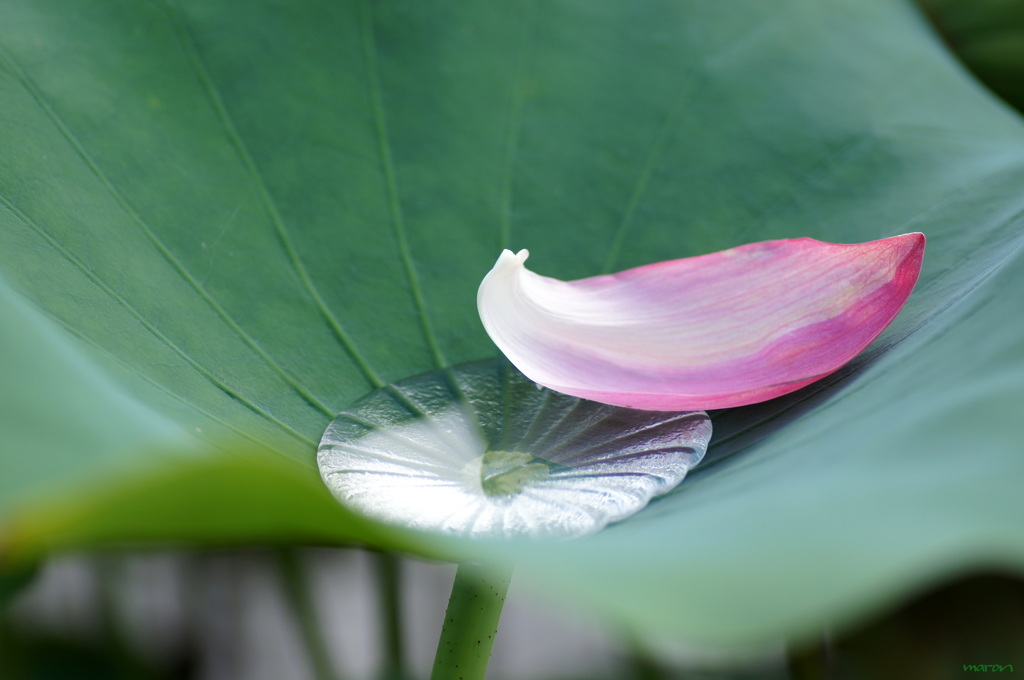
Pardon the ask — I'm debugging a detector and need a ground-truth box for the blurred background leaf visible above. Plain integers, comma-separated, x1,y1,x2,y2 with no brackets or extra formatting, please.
919,0,1024,113
1,0,1023,652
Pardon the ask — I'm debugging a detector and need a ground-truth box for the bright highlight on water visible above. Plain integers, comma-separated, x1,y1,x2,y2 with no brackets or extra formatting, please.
317,361,711,540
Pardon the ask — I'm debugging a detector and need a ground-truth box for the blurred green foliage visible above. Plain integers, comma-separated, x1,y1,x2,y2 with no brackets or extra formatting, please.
920,0,1024,112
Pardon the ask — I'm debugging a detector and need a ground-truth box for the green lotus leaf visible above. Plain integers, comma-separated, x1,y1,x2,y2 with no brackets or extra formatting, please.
1,0,1023,647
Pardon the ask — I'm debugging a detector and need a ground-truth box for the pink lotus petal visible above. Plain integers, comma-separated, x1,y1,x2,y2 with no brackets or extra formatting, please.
477,234,925,410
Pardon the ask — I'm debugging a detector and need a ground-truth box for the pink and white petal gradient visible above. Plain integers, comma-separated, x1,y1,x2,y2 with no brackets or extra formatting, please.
477,234,925,410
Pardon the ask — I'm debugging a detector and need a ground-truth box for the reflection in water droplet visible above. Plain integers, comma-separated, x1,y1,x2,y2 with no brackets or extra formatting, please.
317,360,711,540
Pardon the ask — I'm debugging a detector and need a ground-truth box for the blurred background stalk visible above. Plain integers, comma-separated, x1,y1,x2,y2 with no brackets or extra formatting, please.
276,549,341,680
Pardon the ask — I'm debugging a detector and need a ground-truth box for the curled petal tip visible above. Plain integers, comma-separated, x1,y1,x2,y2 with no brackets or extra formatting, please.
489,249,529,275
478,234,925,410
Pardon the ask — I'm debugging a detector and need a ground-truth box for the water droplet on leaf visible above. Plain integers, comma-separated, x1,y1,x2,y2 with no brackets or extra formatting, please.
317,360,711,540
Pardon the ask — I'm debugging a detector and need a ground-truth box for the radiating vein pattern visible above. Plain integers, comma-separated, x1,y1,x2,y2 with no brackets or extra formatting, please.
165,0,385,394
318,360,711,539
359,0,447,370
0,192,315,449
0,42,341,419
